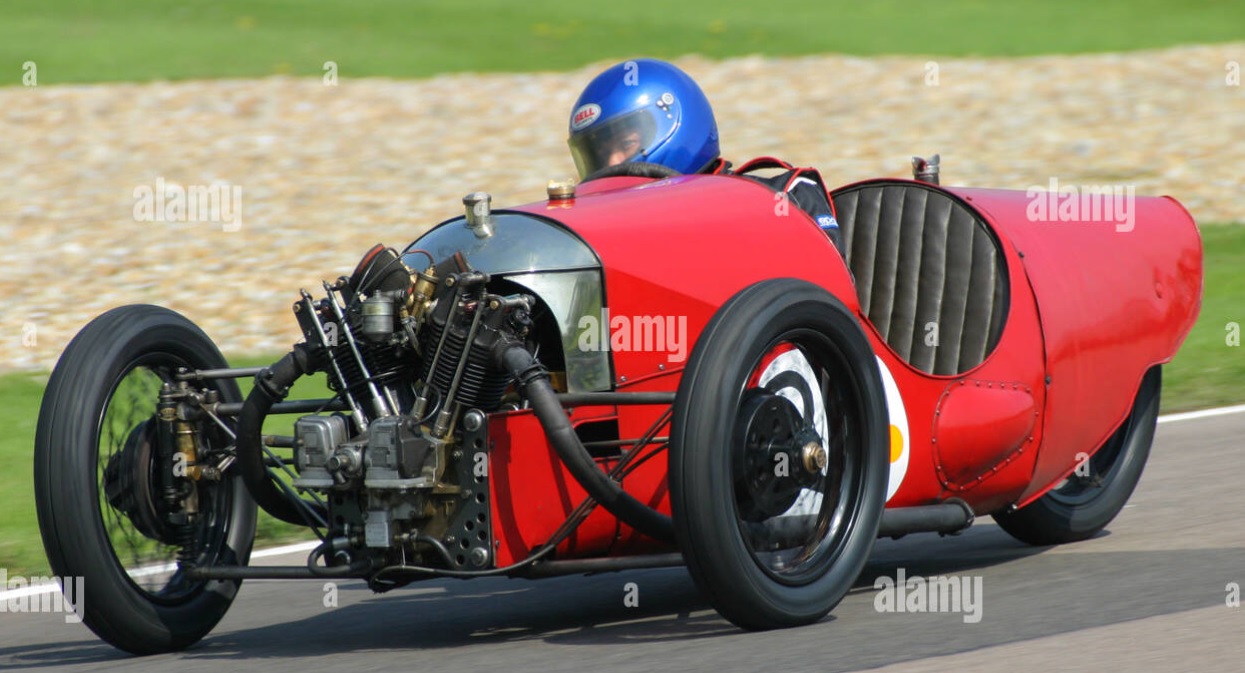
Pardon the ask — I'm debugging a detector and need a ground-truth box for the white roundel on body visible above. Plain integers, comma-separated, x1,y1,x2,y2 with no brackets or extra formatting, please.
876,355,909,502
752,349,911,514
758,348,828,441
758,348,828,519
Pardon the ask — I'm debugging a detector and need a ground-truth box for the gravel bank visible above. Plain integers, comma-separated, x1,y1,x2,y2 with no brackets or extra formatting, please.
1,44,1242,372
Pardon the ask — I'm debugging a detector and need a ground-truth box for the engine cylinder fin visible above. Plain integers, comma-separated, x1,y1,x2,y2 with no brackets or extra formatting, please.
420,307,509,412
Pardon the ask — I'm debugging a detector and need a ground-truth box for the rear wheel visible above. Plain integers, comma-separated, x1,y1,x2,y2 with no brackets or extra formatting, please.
671,279,889,630
34,305,256,654
993,367,1161,545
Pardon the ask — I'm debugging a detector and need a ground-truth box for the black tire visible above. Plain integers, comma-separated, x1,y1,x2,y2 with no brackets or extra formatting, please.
993,367,1161,546
34,305,256,655
670,279,889,630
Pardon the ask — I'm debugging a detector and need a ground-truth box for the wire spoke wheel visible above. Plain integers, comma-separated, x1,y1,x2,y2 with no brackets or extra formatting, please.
97,359,238,600
35,305,257,654
98,365,178,592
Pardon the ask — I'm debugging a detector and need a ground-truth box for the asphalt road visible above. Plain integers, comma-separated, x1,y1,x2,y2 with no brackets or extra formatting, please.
2,413,1241,672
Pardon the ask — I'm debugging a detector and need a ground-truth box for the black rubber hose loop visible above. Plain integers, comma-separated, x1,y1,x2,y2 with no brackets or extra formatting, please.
497,344,674,543
306,539,372,577
236,347,328,526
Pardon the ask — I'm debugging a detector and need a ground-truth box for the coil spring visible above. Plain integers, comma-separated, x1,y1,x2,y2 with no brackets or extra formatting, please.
176,519,198,567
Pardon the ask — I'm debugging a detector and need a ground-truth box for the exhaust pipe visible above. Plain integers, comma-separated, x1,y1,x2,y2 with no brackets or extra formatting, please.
878,499,974,538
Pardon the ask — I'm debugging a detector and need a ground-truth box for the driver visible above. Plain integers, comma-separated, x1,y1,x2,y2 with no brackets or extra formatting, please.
568,58,843,252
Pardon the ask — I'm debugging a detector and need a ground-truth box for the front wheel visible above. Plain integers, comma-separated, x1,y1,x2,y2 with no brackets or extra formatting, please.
34,305,256,654
993,367,1161,546
670,279,890,630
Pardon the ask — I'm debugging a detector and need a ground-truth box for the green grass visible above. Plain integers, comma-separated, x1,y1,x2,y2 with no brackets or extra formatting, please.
1163,225,1245,411
2,225,1241,576
2,0,1243,85
0,372,46,577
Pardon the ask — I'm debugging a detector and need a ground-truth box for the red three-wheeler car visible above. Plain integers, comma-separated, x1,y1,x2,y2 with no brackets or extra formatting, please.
35,160,1201,654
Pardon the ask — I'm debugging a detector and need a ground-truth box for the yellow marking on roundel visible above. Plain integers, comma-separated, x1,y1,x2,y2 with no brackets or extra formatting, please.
889,424,903,463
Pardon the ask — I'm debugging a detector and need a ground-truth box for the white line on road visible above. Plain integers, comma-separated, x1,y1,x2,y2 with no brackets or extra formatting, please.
1156,403,1245,424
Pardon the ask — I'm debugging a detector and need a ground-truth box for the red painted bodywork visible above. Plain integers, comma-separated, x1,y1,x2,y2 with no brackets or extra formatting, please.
464,174,1201,564
949,188,1202,504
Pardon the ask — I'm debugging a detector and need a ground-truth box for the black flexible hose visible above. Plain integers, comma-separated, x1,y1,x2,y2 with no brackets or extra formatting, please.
237,346,328,525
496,343,674,543
307,539,374,577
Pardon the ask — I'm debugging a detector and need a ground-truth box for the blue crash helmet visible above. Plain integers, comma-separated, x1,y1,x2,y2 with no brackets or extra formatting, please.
567,58,720,178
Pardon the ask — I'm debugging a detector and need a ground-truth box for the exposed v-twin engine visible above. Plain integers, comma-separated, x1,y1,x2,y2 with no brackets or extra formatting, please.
282,245,534,573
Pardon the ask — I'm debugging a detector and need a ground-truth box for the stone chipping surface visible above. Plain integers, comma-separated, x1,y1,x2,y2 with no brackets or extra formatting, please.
1,44,1242,372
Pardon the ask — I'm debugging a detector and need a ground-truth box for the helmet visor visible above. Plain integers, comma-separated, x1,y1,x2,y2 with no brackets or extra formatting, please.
568,109,660,178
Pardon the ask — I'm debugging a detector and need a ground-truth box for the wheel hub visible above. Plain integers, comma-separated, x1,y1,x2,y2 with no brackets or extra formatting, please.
103,418,179,545
735,391,825,522
801,440,828,474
